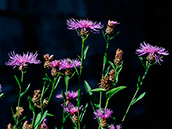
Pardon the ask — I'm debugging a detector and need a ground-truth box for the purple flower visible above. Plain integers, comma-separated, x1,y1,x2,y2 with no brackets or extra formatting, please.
108,20,120,27
5,51,41,68
94,108,113,119
49,60,61,68
62,103,82,116
41,118,48,129
136,41,169,64
59,58,81,70
67,18,104,34
56,90,78,100
0,84,2,92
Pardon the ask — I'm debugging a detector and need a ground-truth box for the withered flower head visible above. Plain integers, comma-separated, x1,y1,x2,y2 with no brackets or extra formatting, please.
100,119,108,128
22,121,32,129
14,106,24,119
32,89,41,108
7,123,14,129
114,48,123,66
109,69,115,81
105,20,120,35
43,54,54,69
99,76,112,90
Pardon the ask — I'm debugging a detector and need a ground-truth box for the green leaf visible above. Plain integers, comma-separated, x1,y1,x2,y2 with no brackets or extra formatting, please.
64,75,70,87
20,83,31,97
34,112,41,127
138,76,141,83
18,116,27,123
91,88,106,92
14,75,21,89
106,86,126,99
105,65,111,77
10,107,16,121
46,113,54,117
73,59,80,77
83,45,89,60
77,89,81,107
79,103,88,122
0,93,4,98
27,96,35,112
103,54,108,66
108,61,115,70
54,75,61,90
61,90,66,102
40,110,48,123
109,31,119,40
84,81,99,111
132,92,146,105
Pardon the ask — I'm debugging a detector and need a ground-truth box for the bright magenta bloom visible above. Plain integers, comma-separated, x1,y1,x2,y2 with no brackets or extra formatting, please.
67,18,104,34
49,60,61,68
136,41,169,64
62,103,82,116
59,58,81,70
108,20,120,27
94,108,113,119
5,51,41,68
56,90,78,100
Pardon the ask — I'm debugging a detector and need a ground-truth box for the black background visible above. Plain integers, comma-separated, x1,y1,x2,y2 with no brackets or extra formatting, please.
0,0,171,129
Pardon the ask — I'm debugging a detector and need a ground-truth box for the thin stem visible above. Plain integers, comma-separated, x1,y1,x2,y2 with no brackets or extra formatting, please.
119,64,151,129
99,91,102,109
119,88,139,129
105,98,110,110
47,77,56,105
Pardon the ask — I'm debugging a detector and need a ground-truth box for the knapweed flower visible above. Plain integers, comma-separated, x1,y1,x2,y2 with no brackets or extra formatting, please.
114,48,123,66
94,108,113,119
60,58,81,70
61,103,82,123
108,124,121,129
49,60,61,77
106,20,120,35
67,18,104,36
0,84,2,93
40,118,49,129
5,51,41,71
136,41,169,64
94,108,113,128
56,90,78,100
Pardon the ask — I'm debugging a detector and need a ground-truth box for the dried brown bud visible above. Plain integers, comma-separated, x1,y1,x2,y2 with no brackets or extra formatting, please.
109,69,115,81
80,28,89,37
43,54,54,69
51,68,59,77
114,48,123,66
7,123,14,129
72,115,78,123
42,98,48,108
105,26,114,35
14,106,24,119
22,121,32,129
44,61,50,69
99,76,112,90
65,68,73,76
32,90,41,108
100,119,108,128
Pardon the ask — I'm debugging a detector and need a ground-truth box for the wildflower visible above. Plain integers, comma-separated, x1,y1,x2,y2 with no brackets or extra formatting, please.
40,118,49,129
109,124,115,129
49,60,61,77
109,69,116,81
5,51,41,71
67,18,104,36
94,108,113,128
106,20,120,35
14,106,24,119
7,123,14,129
56,90,78,100
59,58,81,76
62,104,82,123
136,41,169,64
114,48,123,66
43,54,54,69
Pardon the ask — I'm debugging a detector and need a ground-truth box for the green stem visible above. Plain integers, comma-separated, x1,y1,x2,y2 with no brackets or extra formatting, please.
119,64,151,129
105,98,110,110
47,77,56,105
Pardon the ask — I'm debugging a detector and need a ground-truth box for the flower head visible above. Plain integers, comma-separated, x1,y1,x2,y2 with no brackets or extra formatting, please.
59,58,81,70
106,20,120,35
49,60,61,68
62,103,82,116
56,90,78,100
67,18,104,36
0,84,2,93
136,41,169,64
94,108,113,119
5,51,41,70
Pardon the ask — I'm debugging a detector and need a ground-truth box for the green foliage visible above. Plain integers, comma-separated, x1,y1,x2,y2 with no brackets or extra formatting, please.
20,84,30,97
132,92,146,105
106,86,126,99
91,88,106,92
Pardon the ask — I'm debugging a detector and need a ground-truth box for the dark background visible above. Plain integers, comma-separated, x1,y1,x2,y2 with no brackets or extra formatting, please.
0,0,171,129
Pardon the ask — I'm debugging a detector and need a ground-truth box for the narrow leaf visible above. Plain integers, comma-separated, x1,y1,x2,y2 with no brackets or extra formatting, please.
54,75,61,90
91,88,106,92
132,92,146,105
108,61,115,70
34,112,41,127
27,96,35,112
40,110,48,124
84,45,89,60
106,86,126,99
20,83,30,97
79,103,88,122
46,113,54,117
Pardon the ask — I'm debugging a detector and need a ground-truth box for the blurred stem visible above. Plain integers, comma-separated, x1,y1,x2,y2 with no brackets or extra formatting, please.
119,63,151,129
